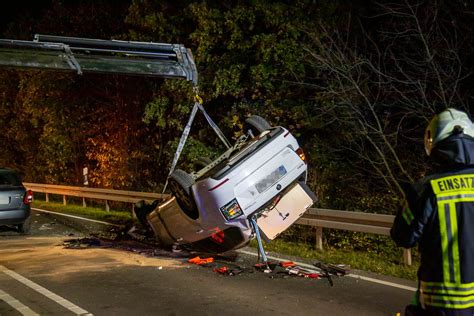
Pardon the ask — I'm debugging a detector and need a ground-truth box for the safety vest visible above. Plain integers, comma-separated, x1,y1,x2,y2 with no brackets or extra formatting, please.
416,174,474,309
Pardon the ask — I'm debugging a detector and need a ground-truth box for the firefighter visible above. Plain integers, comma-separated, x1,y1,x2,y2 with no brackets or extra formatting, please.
391,108,474,315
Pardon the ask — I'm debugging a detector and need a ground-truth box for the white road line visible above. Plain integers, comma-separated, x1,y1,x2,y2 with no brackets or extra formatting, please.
32,207,120,227
0,265,93,315
0,289,39,316
237,249,417,292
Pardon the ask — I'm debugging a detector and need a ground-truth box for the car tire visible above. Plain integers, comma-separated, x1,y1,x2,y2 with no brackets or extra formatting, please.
194,156,213,170
243,115,271,136
168,169,199,219
18,216,31,234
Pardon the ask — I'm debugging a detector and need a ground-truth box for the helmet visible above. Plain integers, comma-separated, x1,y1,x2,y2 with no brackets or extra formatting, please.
424,108,474,156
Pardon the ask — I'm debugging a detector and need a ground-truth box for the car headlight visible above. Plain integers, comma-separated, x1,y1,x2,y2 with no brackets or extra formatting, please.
220,198,243,220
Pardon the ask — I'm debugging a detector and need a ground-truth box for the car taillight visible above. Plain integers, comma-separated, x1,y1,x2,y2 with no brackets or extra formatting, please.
219,198,243,220
23,189,33,205
296,148,306,164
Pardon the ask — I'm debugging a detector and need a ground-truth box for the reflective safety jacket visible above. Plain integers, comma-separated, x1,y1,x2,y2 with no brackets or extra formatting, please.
391,166,474,310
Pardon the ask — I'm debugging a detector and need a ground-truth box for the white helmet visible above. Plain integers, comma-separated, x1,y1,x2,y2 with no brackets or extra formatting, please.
424,108,474,156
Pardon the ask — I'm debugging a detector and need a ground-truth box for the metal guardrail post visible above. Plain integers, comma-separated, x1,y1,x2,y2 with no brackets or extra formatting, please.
63,195,67,206
82,197,86,208
315,227,323,250
403,248,412,266
105,200,110,212
45,193,49,202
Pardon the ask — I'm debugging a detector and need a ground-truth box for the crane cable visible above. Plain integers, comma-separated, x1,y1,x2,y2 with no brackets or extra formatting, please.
162,87,231,193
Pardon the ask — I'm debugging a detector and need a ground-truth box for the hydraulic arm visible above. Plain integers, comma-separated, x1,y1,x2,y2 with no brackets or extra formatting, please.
0,34,197,85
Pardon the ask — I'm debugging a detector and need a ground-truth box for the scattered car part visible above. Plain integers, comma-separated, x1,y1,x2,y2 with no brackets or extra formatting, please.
314,261,350,276
188,256,214,265
280,261,296,268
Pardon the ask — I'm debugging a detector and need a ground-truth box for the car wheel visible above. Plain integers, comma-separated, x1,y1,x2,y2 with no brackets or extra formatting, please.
243,115,271,136
168,169,199,219
194,156,213,170
18,216,31,234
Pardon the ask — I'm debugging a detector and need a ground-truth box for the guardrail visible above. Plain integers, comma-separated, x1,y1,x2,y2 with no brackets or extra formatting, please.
296,209,411,265
25,183,169,212
24,183,411,265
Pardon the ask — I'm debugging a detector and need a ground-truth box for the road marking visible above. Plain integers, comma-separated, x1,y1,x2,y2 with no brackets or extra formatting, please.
0,289,39,316
237,249,417,292
0,265,93,315
32,207,121,227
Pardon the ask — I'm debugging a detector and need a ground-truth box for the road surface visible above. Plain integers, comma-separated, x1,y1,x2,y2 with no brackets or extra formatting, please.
0,210,415,315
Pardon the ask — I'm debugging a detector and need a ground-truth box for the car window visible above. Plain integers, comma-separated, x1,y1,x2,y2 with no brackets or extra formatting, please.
0,171,22,187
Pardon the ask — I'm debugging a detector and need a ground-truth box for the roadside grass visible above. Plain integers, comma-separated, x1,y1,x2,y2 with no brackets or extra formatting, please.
32,199,133,224
33,198,418,280
251,238,419,280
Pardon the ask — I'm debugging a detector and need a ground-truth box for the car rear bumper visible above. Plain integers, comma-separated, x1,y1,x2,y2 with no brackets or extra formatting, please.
0,207,30,225
146,197,253,248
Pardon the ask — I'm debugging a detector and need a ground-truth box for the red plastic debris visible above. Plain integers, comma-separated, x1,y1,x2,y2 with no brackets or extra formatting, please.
303,273,320,279
213,266,229,274
213,266,244,276
280,261,296,268
188,256,214,265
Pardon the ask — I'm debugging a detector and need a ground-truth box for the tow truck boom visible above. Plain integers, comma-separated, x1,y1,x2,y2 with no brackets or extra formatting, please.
0,34,198,85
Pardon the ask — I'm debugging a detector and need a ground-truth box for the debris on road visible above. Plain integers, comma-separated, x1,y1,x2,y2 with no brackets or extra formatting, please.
279,261,296,268
188,256,214,265
61,237,190,259
313,261,350,276
213,266,244,276
60,235,347,285
184,254,345,284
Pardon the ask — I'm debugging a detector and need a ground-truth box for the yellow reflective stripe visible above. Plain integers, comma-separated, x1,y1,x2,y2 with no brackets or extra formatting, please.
431,174,474,194
438,201,451,282
425,294,474,302
424,288,474,296
423,293,474,309
426,300,474,309
421,281,474,296
449,202,461,284
437,195,474,202
436,200,461,283
402,207,414,225
422,281,474,288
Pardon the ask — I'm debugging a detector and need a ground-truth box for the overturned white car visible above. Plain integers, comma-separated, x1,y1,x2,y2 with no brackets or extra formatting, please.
144,115,316,253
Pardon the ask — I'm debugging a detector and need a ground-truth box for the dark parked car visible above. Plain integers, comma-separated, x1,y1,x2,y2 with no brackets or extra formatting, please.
0,168,33,233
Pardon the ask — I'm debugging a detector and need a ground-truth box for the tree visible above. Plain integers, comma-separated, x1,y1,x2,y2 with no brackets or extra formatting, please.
304,0,473,210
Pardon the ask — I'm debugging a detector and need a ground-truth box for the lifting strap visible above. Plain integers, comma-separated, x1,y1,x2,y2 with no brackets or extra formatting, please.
163,91,231,193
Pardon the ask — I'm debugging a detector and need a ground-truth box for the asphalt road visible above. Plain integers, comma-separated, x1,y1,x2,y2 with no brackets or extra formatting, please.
0,210,415,315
